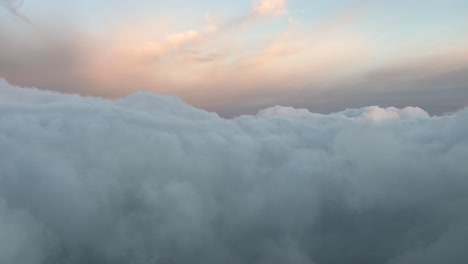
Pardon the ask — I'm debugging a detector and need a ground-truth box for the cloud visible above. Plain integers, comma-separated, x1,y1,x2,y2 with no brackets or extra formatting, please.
0,0,30,23
257,105,430,121
1,79,468,264
1,1,467,117
253,0,287,16
0,4,371,107
211,34,468,117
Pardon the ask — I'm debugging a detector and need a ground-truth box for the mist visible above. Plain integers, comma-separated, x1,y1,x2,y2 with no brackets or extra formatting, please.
1,79,468,264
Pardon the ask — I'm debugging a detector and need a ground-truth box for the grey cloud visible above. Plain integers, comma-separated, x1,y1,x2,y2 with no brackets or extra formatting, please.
0,0,30,23
216,57,468,118
0,25,150,99
0,26,91,94
1,79,468,264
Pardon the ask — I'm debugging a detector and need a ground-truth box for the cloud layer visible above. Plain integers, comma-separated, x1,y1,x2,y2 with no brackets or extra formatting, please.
1,79,468,264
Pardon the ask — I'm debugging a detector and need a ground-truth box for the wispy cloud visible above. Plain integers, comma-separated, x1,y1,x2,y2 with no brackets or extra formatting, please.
252,0,288,16
1,0,467,116
0,0,31,23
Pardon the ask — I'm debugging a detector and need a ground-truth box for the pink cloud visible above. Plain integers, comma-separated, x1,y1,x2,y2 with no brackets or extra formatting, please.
253,0,287,16
2,1,467,116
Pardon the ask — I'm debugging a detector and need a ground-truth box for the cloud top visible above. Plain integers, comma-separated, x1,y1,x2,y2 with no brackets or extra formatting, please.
1,79,468,264
256,105,430,121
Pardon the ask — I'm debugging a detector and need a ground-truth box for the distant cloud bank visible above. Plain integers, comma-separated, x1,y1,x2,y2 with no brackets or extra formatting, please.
1,79,468,264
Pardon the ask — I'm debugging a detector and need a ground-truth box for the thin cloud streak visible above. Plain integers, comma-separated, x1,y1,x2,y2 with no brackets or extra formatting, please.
0,0,31,23
0,1,368,99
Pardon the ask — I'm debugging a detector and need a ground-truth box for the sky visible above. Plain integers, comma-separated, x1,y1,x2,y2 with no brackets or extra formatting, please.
1,0,468,116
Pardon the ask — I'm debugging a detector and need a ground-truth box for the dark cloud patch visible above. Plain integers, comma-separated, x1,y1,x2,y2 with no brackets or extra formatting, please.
0,25,154,99
0,25,92,94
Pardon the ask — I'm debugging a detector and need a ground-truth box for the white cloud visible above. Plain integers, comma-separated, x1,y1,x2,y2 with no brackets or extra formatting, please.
256,105,430,121
1,79,468,264
256,105,316,117
335,106,431,121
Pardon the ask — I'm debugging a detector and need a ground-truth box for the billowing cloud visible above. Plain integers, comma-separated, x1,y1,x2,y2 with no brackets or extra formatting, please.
1,79,468,264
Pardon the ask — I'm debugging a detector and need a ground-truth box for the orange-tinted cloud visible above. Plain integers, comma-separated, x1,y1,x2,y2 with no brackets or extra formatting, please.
253,0,287,16
0,2,382,109
1,1,467,117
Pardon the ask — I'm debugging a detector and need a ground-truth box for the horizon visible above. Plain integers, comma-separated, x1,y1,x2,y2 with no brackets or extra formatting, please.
1,0,467,116
0,77,462,119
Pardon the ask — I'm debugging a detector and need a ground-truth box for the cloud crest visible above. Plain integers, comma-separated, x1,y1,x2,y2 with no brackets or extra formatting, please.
1,79,468,264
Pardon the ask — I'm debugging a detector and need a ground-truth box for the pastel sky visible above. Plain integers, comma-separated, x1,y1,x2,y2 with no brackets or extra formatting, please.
1,0,468,116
